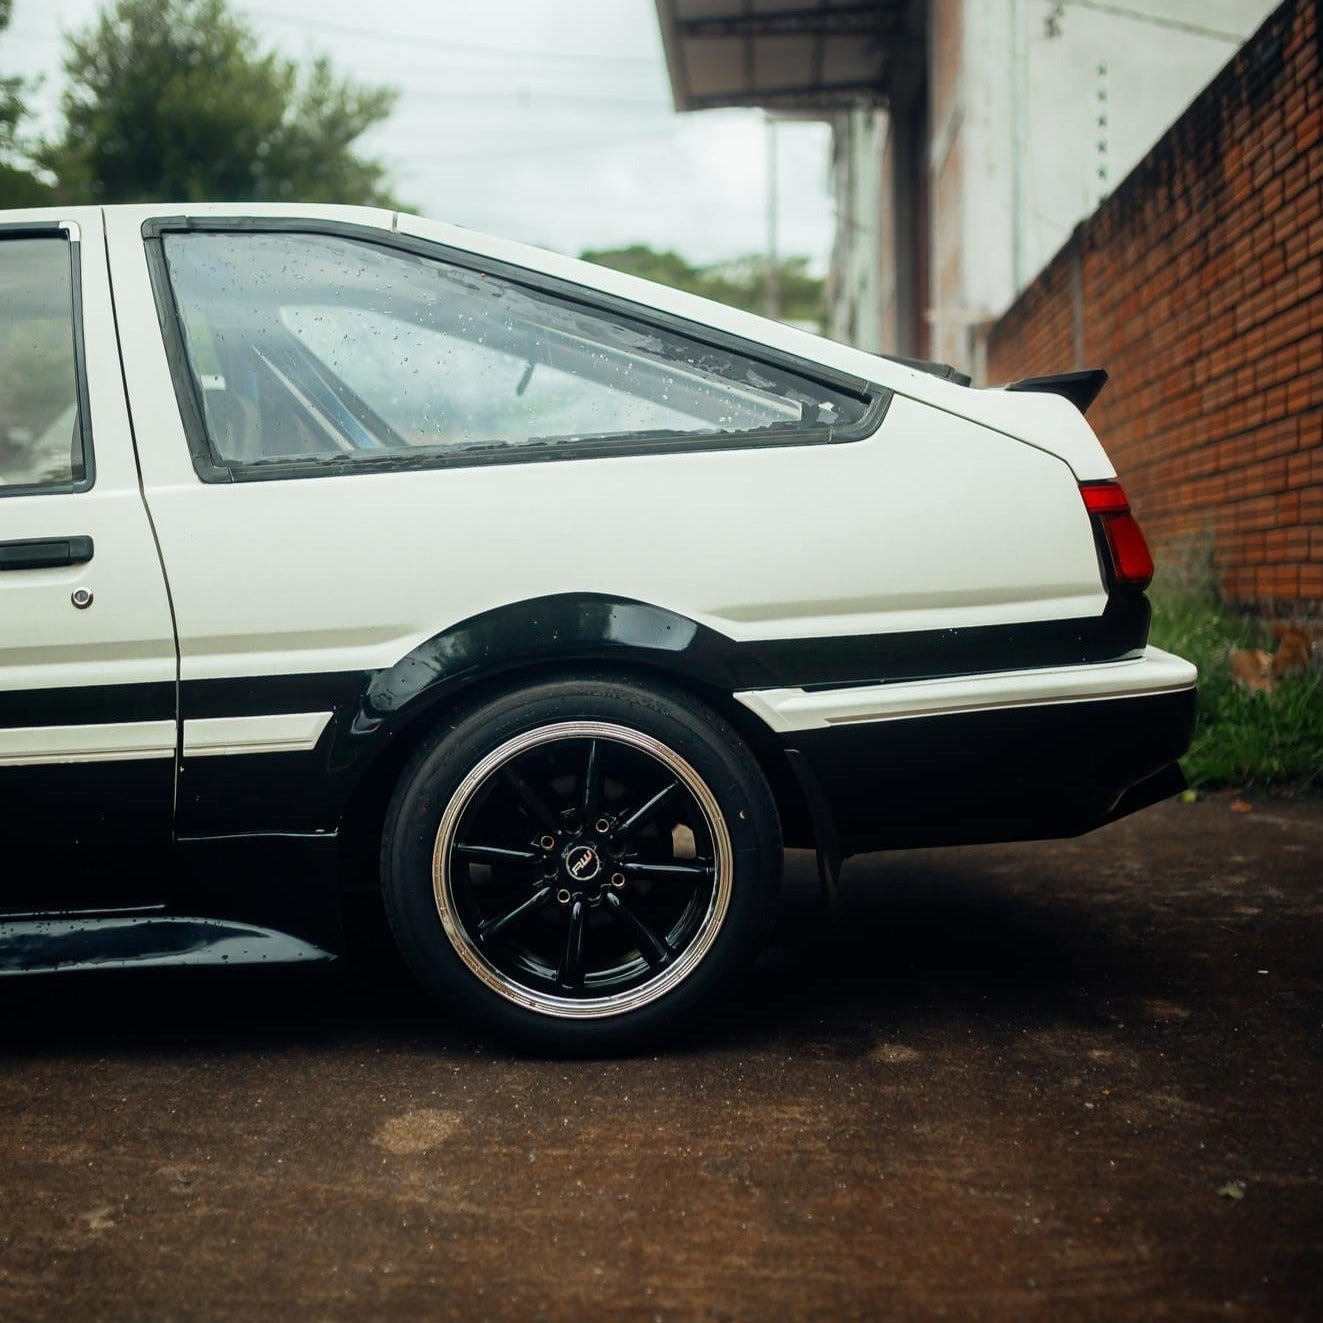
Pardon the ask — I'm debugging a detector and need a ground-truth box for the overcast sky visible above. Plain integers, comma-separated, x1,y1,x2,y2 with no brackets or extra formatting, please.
0,0,835,269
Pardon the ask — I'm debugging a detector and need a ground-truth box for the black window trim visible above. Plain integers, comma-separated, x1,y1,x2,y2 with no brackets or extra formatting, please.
0,220,96,498
142,215,891,484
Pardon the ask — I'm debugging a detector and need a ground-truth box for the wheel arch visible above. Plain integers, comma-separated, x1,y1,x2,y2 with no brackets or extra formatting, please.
336,595,812,896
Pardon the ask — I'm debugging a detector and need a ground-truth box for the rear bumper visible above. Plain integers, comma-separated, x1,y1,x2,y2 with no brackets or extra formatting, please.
736,648,1197,854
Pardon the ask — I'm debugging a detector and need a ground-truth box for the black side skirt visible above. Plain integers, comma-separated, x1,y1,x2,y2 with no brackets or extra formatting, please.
0,915,334,976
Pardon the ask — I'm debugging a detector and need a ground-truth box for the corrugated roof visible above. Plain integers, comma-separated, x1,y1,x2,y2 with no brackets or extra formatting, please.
654,1,911,112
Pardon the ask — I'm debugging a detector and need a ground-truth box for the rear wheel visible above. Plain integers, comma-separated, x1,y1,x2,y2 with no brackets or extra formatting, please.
381,676,781,1049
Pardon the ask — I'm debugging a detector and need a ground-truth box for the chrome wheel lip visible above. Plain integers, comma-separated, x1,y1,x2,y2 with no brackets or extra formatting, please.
431,720,734,1021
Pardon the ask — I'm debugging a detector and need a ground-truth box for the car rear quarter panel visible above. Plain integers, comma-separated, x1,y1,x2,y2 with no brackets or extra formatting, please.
106,205,1107,672
105,205,1110,840
115,396,1105,679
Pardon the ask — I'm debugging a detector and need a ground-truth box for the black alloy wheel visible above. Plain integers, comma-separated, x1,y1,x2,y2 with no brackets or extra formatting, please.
381,676,781,1048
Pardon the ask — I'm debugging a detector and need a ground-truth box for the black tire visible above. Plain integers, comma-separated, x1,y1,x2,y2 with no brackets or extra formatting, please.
380,674,781,1051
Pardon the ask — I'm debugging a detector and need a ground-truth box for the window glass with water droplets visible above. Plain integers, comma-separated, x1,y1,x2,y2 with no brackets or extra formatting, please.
162,232,868,469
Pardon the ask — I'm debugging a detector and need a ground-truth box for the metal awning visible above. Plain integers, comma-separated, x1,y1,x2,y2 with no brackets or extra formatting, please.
654,1,915,113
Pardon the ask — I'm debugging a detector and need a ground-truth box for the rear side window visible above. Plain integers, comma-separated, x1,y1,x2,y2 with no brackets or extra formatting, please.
0,235,88,494
159,231,874,476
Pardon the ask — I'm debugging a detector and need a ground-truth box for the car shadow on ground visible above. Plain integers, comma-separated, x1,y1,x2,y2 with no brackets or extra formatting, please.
0,845,1164,1062
693,846,1155,1054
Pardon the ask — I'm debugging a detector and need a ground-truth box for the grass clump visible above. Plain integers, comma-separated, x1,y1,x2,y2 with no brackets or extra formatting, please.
1148,580,1323,791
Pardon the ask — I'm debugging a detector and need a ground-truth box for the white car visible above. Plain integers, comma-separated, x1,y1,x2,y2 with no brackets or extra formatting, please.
0,204,1196,1047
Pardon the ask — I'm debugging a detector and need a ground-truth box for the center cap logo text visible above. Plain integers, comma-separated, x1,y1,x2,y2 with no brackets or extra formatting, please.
565,845,601,882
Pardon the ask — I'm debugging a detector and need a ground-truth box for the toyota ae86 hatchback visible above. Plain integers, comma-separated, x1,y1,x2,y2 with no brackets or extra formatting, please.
0,204,1196,1047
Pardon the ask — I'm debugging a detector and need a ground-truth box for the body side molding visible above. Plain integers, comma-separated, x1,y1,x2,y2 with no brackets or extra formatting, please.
0,720,175,766
182,711,333,757
735,646,1196,733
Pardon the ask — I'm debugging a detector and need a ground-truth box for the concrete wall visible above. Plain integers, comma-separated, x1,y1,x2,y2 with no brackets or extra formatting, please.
1014,0,1281,292
986,0,1322,616
827,110,890,353
829,0,1279,375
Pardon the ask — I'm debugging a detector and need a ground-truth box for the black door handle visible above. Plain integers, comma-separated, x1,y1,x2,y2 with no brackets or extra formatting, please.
0,536,95,571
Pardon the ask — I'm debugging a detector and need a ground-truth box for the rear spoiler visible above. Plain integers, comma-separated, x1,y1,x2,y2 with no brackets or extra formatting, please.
1004,368,1108,414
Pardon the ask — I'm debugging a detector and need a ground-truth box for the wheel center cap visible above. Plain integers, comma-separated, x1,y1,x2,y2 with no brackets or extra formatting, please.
564,843,602,883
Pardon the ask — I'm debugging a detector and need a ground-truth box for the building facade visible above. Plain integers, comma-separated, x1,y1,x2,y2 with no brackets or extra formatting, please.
657,0,1277,375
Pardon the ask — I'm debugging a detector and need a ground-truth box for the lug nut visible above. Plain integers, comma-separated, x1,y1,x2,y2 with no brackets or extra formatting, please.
556,888,572,905
610,873,625,889
594,817,611,834
539,834,557,851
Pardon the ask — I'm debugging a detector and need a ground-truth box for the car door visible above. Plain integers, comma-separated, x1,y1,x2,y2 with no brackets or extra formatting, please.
0,212,177,912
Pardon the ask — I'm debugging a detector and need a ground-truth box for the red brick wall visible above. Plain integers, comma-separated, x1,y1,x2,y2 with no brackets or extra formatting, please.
986,0,1322,615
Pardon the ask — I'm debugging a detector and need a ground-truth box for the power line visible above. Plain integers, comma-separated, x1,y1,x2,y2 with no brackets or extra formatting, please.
239,4,659,66
395,87,670,111
4,26,667,110
1059,1,1249,43
381,125,690,164
3,35,669,114
9,7,662,68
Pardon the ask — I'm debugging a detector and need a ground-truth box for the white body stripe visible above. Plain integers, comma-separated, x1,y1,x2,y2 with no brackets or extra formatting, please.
0,721,175,766
733,647,1198,733
0,713,332,765
182,712,333,757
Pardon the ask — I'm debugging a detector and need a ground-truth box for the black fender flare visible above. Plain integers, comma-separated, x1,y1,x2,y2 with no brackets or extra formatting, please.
344,593,832,896
351,593,780,734
332,593,813,858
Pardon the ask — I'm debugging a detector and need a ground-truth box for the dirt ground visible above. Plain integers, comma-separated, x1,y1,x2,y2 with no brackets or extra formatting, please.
1,793,1320,1321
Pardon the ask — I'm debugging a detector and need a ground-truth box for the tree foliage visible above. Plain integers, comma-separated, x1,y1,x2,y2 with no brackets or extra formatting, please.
0,0,22,151
43,0,399,206
0,0,54,206
580,244,824,326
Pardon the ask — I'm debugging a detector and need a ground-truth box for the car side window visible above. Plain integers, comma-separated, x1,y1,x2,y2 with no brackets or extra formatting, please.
159,231,872,474
0,235,88,494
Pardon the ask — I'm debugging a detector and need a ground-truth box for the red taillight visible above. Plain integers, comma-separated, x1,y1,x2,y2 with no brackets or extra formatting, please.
1080,481,1154,589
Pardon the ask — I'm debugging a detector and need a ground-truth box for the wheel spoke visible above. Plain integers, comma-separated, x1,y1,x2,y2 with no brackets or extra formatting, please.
615,780,679,838
478,886,553,942
580,740,602,820
502,765,560,833
455,843,541,865
558,898,587,988
619,859,714,885
604,891,671,967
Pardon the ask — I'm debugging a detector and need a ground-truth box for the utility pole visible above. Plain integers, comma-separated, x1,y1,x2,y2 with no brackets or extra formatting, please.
765,115,780,319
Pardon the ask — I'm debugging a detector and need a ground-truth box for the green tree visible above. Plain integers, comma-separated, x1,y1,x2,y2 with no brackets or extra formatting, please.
0,0,23,151
43,0,399,206
581,244,825,326
580,244,703,290
0,0,55,206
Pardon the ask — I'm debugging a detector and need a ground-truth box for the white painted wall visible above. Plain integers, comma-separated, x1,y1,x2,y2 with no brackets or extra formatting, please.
1006,0,1276,306
830,0,1278,370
